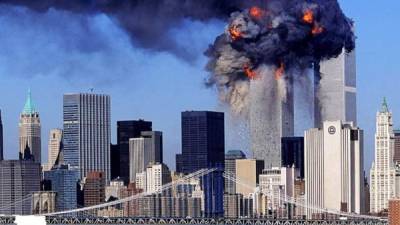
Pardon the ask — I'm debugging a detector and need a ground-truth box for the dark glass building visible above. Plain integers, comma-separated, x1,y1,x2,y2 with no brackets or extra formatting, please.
117,120,152,183
281,137,304,178
110,144,120,180
176,111,225,217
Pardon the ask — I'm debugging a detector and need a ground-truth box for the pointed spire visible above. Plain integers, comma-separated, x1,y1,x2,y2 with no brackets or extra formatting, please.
381,97,389,113
22,88,37,115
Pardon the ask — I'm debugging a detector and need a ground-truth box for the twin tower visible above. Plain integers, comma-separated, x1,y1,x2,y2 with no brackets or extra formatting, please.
250,49,357,168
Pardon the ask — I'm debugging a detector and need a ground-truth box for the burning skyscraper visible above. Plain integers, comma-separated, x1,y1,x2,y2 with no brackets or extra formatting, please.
206,0,355,166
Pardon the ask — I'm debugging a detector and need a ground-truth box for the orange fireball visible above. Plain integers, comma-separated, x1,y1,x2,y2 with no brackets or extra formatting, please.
244,64,257,80
312,24,324,35
302,9,314,24
249,6,264,19
229,25,242,41
275,62,285,80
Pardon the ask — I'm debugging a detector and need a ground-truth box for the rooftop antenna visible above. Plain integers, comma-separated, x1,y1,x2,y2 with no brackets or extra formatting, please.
89,86,95,93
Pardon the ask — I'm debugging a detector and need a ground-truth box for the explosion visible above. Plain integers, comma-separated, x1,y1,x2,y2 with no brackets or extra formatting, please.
206,0,355,115
303,9,314,24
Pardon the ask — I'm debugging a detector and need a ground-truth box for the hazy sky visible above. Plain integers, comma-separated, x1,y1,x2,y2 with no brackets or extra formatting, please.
0,1,399,172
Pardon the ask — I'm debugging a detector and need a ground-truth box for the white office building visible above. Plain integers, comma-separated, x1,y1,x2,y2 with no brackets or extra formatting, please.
259,167,299,210
44,129,63,171
370,99,396,213
145,163,171,193
305,121,364,219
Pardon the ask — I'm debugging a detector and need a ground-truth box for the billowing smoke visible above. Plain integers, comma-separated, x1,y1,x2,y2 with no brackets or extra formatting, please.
206,0,355,115
0,0,265,60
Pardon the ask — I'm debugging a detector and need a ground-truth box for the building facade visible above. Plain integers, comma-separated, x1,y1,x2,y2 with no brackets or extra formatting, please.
145,163,171,193
370,99,397,213
117,120,152,183
0,160,41,215
84,171,106,207
393,130,400,165
63,93,111,181
0,110,3,161
305,121,364,218
43,165,80,211
235,159,264,197
389,199,400,225
44,129,63,171
176,111,225,217
281,137,304,178
225,150,246,194
19,90,41,163
249,75,294,169
314,49,357,127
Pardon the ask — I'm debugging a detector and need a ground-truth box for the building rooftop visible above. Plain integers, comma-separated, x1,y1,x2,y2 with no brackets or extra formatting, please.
381,97,389,113
22,89,38,115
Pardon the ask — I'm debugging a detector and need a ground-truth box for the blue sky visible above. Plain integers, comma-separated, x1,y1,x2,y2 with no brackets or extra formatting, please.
0,1,398,172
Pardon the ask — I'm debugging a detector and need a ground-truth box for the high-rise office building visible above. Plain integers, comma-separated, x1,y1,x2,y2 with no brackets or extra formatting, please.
0,160,41,215
44,165,80,211
370,99,397,213
249,76,294,169
63,93,111,181
129,131,163,182
393,130,400,164
0,110,3,161
44,129,63,171
225,150,246,194
145,163,171,193
117,120,152,183
84,171,106,207
176,111,225,217
110,144,120,180
19,90,41,163
235,159,264,197
281,137,305,179
314,49,357,127
305,121,364,218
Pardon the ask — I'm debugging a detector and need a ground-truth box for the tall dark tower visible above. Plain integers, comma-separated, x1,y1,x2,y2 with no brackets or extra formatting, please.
0,110,3,161
117,120,152,183
176,111,225,217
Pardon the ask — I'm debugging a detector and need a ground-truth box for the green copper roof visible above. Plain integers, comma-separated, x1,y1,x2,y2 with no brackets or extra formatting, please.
381,97,389,113
22,89,37,114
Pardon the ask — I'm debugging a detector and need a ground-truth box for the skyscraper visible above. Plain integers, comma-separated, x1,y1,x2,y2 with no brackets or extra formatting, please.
314,49,357,127
83,171,106,207
44,129,63,171
393,130,400,164
0,160,41,215
225,150,246,194
370,99,396,213
63,93,111,181
281,137,305,179
129,131,162,182
249,76,294,169
117,120,152,183
305,121,364,218
176,111,225,217
0,110,3,161
177,111,225,173
19,89,41,163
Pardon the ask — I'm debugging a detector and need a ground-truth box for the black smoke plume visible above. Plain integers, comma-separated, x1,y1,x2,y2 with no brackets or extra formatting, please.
0,0,263,60
205,0,355,114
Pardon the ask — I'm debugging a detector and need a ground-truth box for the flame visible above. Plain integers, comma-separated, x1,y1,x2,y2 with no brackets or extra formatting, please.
244,64,257,80
275,62,285,80
229,25,242,41
249,6,264,19
312,24,324,35
302,9,314,24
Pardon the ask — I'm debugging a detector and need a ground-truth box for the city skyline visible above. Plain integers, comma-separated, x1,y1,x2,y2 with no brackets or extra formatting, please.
0,0,399,175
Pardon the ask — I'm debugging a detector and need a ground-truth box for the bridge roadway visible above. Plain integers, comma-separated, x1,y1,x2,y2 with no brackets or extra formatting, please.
0,216,389,225
42,217,388,225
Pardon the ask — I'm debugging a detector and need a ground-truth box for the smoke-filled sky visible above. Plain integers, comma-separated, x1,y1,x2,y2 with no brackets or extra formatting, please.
0,0,399,173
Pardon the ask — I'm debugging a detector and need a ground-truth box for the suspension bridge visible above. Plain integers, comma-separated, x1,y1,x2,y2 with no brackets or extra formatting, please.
0,168,388,225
